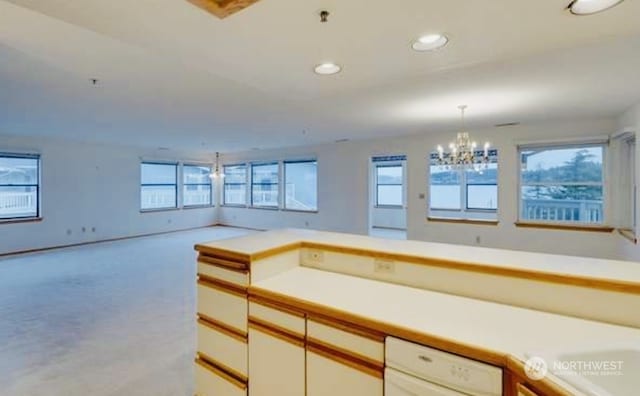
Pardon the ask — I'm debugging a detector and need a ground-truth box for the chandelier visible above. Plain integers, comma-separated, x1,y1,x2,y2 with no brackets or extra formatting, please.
210,152,225,179
435,105,491,170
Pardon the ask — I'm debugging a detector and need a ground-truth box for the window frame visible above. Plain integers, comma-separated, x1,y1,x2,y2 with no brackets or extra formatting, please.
0,152,41,222
375,163,404,208
283,159,318,212
222,163,248,207
182,163,213,208
250,162,280,209
140,161,179,212
428,150,498,220
517,142,607,226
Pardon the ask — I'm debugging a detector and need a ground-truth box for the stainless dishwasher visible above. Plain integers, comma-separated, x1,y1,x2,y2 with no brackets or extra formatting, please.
385,337,503,396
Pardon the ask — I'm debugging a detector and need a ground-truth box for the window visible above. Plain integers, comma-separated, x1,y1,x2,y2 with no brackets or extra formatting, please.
284,160,317,211
429,150,498,219
0,153,40,220
140,162,178,210
519,144,605,224
183,165,212,207
376,164,403,207
251,163,279,207
223,164,247,206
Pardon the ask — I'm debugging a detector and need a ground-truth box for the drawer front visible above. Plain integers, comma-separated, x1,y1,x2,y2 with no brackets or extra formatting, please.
197,262,249,286
307,349,383,396
197,321,248,377
307,319,383,364
195,359,247,396
197,283,247,332
249,301,305,335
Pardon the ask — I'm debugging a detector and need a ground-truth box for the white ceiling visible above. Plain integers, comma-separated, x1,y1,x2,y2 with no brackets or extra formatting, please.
1,0,640,153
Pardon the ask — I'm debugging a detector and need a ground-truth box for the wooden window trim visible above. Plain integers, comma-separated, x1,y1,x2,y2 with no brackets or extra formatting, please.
618,228,638,244
427,217,499,226
515,222,614,233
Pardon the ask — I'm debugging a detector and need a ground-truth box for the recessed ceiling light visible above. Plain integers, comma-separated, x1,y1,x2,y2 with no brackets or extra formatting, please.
314,63,342,75
412,34,448,52
568,0,624,15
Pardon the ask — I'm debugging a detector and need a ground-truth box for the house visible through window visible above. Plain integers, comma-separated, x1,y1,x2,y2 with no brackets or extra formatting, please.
284,160,317,211
429,150,498,220
251,163,279,207
519,144,605,224
223,164,247,206
183,165,212,207
140,162,178,210
0,153,40,220
376,164,404,207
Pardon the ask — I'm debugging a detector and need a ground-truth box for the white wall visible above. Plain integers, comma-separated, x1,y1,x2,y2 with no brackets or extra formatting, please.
0,134,216,255
218,117,636,260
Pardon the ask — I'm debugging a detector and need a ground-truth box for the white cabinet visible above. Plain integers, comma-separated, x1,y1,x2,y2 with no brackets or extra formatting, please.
248,324,305,396
306,348,383,396
195,358,247,396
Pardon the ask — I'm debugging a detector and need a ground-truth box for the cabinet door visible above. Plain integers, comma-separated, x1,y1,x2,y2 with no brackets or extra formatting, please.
248,322,305,396
307,347,383,396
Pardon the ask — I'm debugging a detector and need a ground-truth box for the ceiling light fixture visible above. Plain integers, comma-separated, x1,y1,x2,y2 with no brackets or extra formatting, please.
435,105,492,170
210,152,225,179
568,0,624,15
314,62,342,75
412,34,448,52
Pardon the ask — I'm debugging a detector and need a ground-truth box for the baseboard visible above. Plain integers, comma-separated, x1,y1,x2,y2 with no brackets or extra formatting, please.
0,224,219,258
215,223,268,232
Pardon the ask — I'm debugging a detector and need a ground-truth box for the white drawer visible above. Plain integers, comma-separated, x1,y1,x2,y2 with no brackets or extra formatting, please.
195,359,247,396
307,319,383,363
197,262,249,286
385,337,502,396
307,349,383,396
197,283,247,332
249,301,305,335
197,321,248,377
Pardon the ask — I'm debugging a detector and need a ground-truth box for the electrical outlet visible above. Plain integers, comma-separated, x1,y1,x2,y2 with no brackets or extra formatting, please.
306,249,324,263
374,258,395,274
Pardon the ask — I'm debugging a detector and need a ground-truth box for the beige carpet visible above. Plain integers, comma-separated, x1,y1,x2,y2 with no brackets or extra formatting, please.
0,226,253,396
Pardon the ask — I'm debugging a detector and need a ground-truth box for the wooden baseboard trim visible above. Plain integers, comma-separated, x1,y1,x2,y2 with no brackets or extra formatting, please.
0,224,216,258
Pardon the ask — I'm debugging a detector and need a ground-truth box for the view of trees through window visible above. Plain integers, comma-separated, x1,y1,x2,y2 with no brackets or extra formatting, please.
520,145,604,224
0,154,40,219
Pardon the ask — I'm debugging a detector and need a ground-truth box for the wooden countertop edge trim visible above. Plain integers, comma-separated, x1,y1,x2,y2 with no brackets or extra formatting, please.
514,222,614,233
307,342,384,380
197,314,248,343
194,357,247,390
186,0,260,19
197,275,248,297
307,315,386,343
299,241,640,295
250,242,302,261
194,244,251,264
198,254,249,272
248,286,506,367
307,336,384,370
506,356,574,396
248,316,305,347
249,295,306,318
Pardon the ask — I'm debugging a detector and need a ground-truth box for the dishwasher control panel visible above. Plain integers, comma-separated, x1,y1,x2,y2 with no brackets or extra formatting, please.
385,337,502,396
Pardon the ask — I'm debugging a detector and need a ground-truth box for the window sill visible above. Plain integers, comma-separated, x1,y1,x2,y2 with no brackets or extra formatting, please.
618,228,638,244
249,206,279,211
140,208,180,213
183,205,214,210
514,222,614,233
282,209,319,214
374,205,404,209
427,217,498,226
0,217,43,225
220,204,247,208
